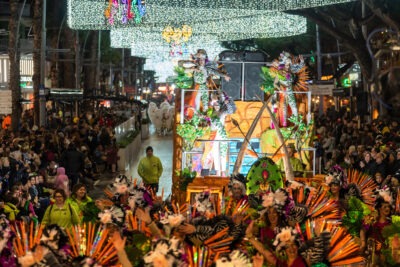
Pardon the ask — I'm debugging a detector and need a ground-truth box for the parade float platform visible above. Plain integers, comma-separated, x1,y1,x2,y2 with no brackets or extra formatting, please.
181,175,325,206
172,88,315,204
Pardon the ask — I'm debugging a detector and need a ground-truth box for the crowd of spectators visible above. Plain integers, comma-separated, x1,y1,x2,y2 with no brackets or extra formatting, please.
0,103,140,225
315,106,400,186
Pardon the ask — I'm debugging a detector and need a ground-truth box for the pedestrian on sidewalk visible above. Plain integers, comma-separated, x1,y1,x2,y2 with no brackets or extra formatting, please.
138,146,163,193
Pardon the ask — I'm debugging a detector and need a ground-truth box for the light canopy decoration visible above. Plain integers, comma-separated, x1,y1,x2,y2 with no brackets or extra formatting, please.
109,11,308,49
67,0,354,30
104,0,146,25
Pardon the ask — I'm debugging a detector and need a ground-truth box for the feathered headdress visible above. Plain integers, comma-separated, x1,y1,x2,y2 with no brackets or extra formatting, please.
98,206,125,227
215,250,252,267
376,187,394,208
324,166,345,187
143,237,185,267
194,192,214,214
39,224,68,252
346,169,377,207
128,185,153,211
111,174,131,194
160,213,186,237
261,188,289,212
287,184,340,223
228,174,247,196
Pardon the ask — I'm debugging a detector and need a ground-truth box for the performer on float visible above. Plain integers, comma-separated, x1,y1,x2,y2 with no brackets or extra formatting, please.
179,49,230,111
202,92,236,176
267,51,308,126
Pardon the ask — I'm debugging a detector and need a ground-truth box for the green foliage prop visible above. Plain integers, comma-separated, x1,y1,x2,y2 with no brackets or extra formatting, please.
175,167,197,191
177,112,210,151
124,232,151,266
342,197,370,237
81,202,101,223
260,66,276,95
174,66,193,89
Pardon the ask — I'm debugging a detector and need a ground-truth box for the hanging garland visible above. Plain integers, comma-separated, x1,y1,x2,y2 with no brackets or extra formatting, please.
104,0,145,25
177,108,228,153
177,111,211,151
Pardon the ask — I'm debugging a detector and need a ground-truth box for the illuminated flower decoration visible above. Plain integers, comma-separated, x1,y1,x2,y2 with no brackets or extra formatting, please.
273,227,299,252
162,25,192,56
162,26,174,43
182,25,192,42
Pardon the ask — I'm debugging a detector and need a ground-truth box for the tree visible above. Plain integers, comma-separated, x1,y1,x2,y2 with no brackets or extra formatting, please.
286,0,400,115
9,0,21,132
32,0,42,126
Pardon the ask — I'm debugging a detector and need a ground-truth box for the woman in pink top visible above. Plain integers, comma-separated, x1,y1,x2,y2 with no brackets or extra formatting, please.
54,167,69,196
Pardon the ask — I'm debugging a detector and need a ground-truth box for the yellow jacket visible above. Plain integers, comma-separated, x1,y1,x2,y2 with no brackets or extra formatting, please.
138,155,163,184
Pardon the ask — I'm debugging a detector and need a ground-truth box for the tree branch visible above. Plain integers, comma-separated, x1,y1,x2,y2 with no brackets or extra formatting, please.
359,13,376,25
361,0,400,32
315,8,351,27
285,9,356,46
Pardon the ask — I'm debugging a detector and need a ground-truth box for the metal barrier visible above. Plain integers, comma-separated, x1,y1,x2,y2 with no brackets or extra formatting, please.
114,116,136,142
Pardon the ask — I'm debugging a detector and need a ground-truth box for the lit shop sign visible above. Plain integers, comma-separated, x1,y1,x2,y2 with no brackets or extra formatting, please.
20,76,33,89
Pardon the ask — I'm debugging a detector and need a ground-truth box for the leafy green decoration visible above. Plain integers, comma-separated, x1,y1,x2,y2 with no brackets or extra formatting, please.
174,66,193,89
260,66,276,94
281,114,313,144
81,202,101,224
124,233,151,266
342,197,370,237
175,167,197,191
381,217,400,267
177,111,211,151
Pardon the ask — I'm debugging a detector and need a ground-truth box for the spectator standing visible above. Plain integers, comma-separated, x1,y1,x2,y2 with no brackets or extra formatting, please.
61,144,84,188
42,189,80,229
54,167,69,196
138,146,163,193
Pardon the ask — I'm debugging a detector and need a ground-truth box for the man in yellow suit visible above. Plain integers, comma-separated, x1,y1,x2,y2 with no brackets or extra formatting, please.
138,146,163,193
277,144,305,177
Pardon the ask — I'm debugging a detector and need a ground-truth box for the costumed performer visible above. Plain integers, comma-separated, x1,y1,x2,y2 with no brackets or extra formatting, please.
179,49,230,111
202,92,236,176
